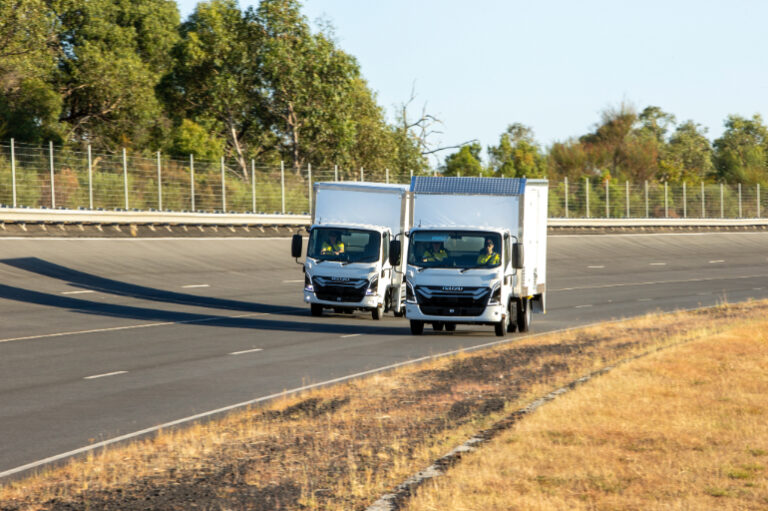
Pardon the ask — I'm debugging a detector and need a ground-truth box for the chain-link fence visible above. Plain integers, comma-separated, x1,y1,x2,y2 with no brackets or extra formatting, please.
1,141,765,218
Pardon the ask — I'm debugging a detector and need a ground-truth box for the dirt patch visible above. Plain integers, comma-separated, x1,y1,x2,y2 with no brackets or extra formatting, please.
2,301,768,511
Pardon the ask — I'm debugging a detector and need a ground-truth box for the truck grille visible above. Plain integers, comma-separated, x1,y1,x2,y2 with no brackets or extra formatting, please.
313,276,368,303
415,285,490,317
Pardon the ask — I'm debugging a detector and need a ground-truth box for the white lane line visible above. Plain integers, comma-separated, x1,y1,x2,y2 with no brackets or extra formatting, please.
283,280,304,283
574,304,593,309
638,298,652,302
182,284,209,288
552,273,768,292
61,290,96,295
0,311,277,345
84,371,127,380
649,262,667,266
754,287,765,291
709,260,725,264
341,334,361,338
587,265,605,269
229,348,263,356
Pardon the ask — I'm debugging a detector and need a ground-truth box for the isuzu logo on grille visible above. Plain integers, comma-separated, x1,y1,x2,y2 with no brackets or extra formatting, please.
331,277,350,281
442,286,464,291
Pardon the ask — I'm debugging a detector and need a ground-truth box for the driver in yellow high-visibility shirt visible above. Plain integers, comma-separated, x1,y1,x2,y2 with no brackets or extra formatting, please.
477,237,500,265
422,241,447,262
321,232,344,255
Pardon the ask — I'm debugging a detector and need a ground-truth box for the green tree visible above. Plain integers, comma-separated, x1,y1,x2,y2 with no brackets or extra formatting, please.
658,121,713,183
442,142,483,176
488,123,547,178
713,114,768,185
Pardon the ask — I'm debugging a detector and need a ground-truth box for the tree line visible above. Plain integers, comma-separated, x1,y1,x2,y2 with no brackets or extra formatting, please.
0,0,431,181
444,104,768,185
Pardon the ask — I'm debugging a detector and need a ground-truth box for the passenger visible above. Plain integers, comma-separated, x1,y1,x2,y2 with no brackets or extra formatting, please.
422,241,447,263
476,237,500,265
321,232,345,255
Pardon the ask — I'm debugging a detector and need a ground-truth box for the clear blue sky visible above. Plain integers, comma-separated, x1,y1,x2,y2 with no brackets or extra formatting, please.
176,0,768,164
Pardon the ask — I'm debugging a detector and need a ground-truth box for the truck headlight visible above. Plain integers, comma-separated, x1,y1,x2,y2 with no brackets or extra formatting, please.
488,283,501,305
304,274,313,292
405,280,416,303
366,275,379,296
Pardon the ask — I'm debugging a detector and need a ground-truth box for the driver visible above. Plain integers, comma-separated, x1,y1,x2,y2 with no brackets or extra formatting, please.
422,240,447,262
476,237,500,265
321,231,345,255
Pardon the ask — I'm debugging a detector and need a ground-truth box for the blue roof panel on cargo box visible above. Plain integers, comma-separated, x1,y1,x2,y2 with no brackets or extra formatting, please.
410,176,526,195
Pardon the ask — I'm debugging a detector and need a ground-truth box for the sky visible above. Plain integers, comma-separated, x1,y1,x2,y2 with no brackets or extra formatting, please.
175,0,768,164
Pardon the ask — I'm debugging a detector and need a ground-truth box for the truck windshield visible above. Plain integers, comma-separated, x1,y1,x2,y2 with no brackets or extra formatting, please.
307,228,381,263
408,231,502,269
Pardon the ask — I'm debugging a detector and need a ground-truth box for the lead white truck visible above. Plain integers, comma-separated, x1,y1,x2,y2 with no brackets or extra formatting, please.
291,182,411,319
394,176,548,336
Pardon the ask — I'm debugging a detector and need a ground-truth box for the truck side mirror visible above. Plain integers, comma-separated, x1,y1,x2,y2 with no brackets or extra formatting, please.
291,234,303,259
389,239,401,266
512,242,524,269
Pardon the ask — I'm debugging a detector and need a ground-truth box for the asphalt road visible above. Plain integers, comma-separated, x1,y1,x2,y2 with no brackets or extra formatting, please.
1,233,767,478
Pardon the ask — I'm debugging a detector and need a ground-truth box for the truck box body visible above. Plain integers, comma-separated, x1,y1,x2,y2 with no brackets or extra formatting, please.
405,176,548,334
299,182,411,318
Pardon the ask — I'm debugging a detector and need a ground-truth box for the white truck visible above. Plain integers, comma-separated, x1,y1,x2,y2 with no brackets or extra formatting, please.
394,176,548,336
291,182,411,319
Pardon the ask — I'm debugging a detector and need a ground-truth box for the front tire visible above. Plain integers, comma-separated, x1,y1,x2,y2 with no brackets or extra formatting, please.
444,323,456,332
410,320,424,335
494,315,508,336
372,303,383,320
432,322,444,331
310,304,323,317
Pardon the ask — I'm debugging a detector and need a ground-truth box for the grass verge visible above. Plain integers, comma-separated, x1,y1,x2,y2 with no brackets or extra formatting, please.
1,300,767,510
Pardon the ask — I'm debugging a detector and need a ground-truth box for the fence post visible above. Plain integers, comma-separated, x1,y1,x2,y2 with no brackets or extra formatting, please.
308,163,312,215
87,145,93,209
720,183,724,218
157,151,163,211
758,183,761,219
220,156,226,212
10,138,16,208
334,164,338,182
625,180,629,218
605,179,609,218
644,180,649,217
701,181,705,218
564,177,569,218
738,183,742,218
585,177,590,219
683,182,687,218
280,160,285,214
664,182,668,218
122,148,128,210
360,167,364,182
49,141,56,208
410,168,414,180
190,154,195,212
386,168,389,184
251,159,256,213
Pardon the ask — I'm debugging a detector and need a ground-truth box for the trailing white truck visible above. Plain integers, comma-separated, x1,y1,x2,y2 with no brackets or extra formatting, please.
291,182,411,319
393,176,548,336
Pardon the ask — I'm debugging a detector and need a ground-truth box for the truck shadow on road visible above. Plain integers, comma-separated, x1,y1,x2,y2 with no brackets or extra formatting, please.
1,257,308,316
0,282,410,336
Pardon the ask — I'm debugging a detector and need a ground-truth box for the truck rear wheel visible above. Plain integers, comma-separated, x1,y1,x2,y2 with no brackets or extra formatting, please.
310,304,323,317
410,320,424,335
517,297,531,332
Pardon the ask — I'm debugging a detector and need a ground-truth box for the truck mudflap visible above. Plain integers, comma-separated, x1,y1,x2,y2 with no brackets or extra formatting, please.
531,292,546,314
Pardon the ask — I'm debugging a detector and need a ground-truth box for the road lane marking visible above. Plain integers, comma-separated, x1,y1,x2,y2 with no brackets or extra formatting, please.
341,334,361,338
709,260,725,264
84,371,127,380
754,287,765,291
552,273,768,292
649,262,667,266
587,265,605,269
182,284,209,288
574,304,593,309
61,290,95,295
638,298,652,302
283,280,304,283
229,348,263,355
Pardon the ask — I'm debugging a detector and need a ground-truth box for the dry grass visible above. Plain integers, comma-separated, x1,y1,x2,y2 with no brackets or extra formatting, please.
406,313,768,510
1,301,767,510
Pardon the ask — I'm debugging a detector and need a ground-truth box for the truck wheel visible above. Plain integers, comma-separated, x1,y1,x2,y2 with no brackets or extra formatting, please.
494,315,508,337
310,304,323,317
393,308,405,318
410,320,424,335
517,297,531,332
444,323,456,332
432,322,444,331
372,303,383,320
507,301,518,333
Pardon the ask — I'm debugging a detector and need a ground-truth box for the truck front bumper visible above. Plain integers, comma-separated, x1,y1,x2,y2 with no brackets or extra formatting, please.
305,291,380,310
405,302,505,324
